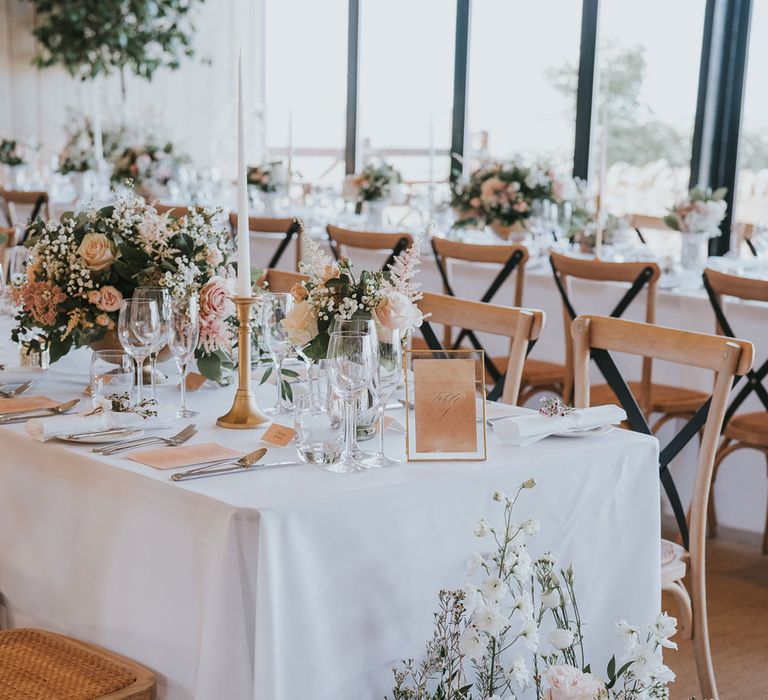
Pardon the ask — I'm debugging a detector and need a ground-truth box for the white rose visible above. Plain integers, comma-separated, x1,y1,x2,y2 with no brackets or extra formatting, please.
373,291,422,333
544,665,604,700
548,627,575,650
280,300,319,348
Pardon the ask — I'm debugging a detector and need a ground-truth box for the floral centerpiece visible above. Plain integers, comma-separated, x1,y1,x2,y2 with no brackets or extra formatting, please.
349,160,402,207
389,480,679,700
10,194,237,382
280,234,424,360
58,116,131,175
0,139,25,167
450,175,484,227
111,141,185,196
246,160,284,193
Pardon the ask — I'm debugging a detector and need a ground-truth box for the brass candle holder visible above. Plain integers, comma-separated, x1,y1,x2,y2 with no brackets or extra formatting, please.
217,296,269,429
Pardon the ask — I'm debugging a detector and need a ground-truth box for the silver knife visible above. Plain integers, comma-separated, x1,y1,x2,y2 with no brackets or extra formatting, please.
171,459,303,481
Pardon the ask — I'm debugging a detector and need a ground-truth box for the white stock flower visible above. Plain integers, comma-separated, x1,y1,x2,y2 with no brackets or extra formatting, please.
507,546,532,579
480,575,506,603
650,612,678,648
492,490,506,502
466,552,484,576
623,640,675,685
473,604,507,638
519,617,539,650
462,584,480,616
541,589,561,610
521,518,540,535
548,627,575,650
511,595,532,620
505,654,530,690
458,625,488,661
474,519,492,537
616,619,638,640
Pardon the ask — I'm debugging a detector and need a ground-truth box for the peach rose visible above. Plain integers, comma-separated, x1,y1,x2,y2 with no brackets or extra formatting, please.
290,282,308,301
373,292,422,334
96,286,123,312
96,313,111,327
544,665,603,700
322,264,340,283
281,300,318,348
77,233,116,271
199,276,235,320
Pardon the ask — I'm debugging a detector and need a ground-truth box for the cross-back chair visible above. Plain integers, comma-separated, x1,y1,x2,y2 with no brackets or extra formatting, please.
230,214,304,271
703,268,768,552
416,291,545,406
732,222,759,257
625,212,670,245
550,251,709,425
0,189,50,227
572,314,753,700
326,224,412,273
256,268,309,294
154,203,193,218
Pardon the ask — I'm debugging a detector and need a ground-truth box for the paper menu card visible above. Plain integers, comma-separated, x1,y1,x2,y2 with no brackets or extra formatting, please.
128,443,242,470
0,396,58,415
412,358,478,454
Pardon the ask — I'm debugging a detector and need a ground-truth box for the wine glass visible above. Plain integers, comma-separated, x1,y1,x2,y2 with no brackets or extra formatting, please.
166,294,200,418
327,330,377,473
259,292,294,415
117,298,161,405
133,286,171,404
361,327,404,468
90,349,134,408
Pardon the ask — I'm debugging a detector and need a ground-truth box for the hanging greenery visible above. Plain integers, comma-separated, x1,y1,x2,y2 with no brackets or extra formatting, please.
25,0,205,81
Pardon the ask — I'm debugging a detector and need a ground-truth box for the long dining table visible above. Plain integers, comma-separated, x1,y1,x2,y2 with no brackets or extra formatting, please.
0,315,661,699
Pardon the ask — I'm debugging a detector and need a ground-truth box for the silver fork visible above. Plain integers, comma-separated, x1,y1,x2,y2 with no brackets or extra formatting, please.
0,381,33,399
94,424,198,456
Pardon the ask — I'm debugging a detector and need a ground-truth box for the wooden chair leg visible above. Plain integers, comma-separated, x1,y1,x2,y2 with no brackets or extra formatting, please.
691,552,719,700
662,579,692,639
708,438,732,540
763,452,768,556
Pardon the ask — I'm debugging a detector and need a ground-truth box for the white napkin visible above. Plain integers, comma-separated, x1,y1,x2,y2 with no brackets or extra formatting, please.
494,405,626,447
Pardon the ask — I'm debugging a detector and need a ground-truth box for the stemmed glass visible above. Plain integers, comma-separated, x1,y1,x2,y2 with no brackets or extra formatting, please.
117,298,161,405
327,330,377,473
362,327,404,468
166,294,200,418
259,292,294,415
90,349,134,407
133,287,171,404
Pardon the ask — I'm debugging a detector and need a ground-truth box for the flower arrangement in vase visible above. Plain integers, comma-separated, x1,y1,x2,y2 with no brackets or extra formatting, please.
111,140,186,199
0,139,25,167
349,160,402,213
11,194,237,382
281,234,424,360
246,160,284,193
663,187,727,271
58,114,131,175
388,481,679,700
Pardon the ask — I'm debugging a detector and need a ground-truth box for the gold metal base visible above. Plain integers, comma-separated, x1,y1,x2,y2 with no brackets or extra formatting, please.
216,296,270,429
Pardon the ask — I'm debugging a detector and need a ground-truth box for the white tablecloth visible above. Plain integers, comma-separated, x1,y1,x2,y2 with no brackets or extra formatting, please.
0,318,661,699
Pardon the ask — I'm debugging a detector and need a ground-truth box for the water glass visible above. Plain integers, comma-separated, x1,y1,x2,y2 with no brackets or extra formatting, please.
166,294,200,418
90,349,134,407
133,286,171,403
259,292,294,415
294,394,343,465
117,298,161,404
327,330,377,473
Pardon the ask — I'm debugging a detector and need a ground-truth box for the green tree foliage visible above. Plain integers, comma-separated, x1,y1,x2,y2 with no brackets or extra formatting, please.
25,0,204,81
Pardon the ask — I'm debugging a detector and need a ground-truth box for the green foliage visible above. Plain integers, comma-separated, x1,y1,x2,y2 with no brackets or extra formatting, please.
25,0,204,81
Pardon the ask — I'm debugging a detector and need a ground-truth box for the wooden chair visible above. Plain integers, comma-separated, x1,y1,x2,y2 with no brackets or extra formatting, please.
0,189,50,227
550,251,709,425
0,628,156,699
732,221,759,257
416,291,545,405
256,268,309,294
229,214,304,271
702,268,768,552
572,314,753,700
326,224,412,272
0,227,17,278
153,203,192,218
626,212,670,245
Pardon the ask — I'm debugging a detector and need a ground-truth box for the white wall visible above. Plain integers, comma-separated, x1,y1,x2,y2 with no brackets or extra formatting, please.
0,0,266,172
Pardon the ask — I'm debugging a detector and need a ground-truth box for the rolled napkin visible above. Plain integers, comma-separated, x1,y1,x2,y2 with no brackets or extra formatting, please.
494,404,626,447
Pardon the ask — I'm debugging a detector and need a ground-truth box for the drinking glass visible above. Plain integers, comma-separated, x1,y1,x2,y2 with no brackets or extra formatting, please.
294,393,343,465
90,349,134,407
327,330,377,473
362,327,404,468
117,299,161,405
166,295,200,418
259,292,294,415
133,286,171,403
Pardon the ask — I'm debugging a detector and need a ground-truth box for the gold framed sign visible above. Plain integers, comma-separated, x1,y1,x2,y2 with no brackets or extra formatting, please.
404,348,487,461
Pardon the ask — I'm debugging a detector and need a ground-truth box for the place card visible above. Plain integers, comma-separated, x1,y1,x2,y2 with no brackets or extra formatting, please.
260,423,296,447
185,372,208,392
0,396,58,415
404,349,487,461
128,443,242,470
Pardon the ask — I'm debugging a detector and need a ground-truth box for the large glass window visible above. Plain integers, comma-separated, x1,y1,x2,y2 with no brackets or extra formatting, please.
264,0,348,183
593,0,706,216
466,0,582,173
734,1,768,231
358,0,455,182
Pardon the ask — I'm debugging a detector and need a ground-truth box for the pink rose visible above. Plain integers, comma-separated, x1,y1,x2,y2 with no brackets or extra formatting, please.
544,665,604,700
96,285,123,312
373,292,422,334
199,276,235,320
77,233,116,271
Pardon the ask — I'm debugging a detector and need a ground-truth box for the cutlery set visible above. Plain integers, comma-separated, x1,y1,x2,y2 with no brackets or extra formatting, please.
0,398,80,425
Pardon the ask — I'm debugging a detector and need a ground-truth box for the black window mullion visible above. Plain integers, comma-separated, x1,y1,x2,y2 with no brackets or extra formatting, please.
572,0,600,181
449,0,471,182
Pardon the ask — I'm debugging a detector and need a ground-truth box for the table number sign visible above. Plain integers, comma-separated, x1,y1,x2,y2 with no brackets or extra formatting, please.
404,349,487,461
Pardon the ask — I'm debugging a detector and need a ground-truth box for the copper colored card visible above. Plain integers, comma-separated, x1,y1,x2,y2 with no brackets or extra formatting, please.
0,396,59,415
128,443,242,470
185,372,207,392
413,358,477,453
260,423,296,447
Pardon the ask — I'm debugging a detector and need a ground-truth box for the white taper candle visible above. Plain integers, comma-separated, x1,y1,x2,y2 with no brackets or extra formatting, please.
236,51,251,297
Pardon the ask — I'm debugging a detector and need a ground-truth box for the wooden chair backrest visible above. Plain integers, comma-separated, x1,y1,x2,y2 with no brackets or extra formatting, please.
0,189,50,226
703,267,768,307
431,237,528,307
154,204,192,218
326,224,413,253
417,291,545,405
256,268,309,294
0,226,17,278
230,214,303,271
550,251,661,404
626,213,670,231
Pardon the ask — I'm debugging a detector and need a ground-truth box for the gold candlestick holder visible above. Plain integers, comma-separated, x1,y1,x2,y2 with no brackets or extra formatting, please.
217,296,270,429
